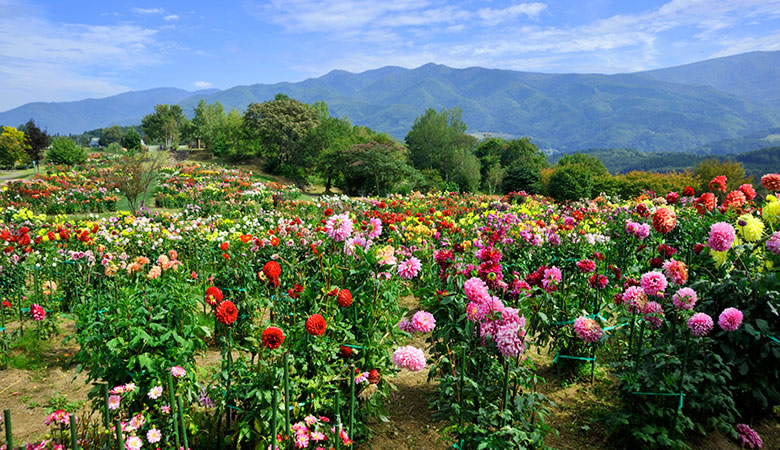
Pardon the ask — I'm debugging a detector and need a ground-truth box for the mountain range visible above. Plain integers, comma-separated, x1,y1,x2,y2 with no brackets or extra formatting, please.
1,51,779,153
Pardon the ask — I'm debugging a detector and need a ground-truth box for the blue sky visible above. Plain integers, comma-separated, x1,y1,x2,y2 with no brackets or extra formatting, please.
1,0,779,111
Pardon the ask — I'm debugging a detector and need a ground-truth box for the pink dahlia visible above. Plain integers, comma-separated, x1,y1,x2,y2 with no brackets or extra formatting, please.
501,307,525,328
397,257,421,280
672,287,697,310
411,311,436,333
623,286,648,314
573,316,603,343
542,266,562,292
398,318,415,333
766,232,780,255
30,303,46,321
735,423,763,449
643,301,665,329
367,217,383,239
464,277,490,303
392,346,426,371
640,271,668,297
707,222,736,252
662,259,688,286
688,313,713,337
325,213,353,242
495,322,526,357
718,307,743,332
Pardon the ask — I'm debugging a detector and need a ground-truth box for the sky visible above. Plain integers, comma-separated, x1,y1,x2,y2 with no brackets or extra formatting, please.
1,0,779,111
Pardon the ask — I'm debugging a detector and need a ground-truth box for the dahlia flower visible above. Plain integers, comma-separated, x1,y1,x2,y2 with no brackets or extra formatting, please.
736,214,764,242
707,222,736,252
397,257,421,280
652,207,676,234
573,316,603,343
325,213,353,242
643,301,665,329
718,307,743,332
640,271,668,297
672,287,697,310
411,310,436,333
688,313,713,337
392,346,426,371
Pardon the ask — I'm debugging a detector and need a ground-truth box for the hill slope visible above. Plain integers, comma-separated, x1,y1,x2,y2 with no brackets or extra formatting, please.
1,52,779,152
0,88,218,134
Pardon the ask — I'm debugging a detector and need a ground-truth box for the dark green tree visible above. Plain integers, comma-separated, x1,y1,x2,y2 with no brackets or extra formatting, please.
337,139,419,196
548,164,593,201
46,136,86,165
22,119,49,162
99,125,123,146
556,153,608,177
503,162,542,194
121,127,142,151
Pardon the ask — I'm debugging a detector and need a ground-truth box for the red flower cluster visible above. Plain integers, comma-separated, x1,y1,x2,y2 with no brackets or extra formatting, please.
263,261,281,288
216,300,238,326
709,175,727,192
262,327,285,350
761,174,780,192
305,314,327,336
738,183,756,200
576,259,596,273
337,289,352,307
220,242,229,251
205,286,223,306
720,190,746,212
652,207,676,234
288,284,303,299
682,186,695,196
658,244,677,258
666,191,679,204
695,193,716,215
338,345,354,359
588,274,608,290
368,369,381,384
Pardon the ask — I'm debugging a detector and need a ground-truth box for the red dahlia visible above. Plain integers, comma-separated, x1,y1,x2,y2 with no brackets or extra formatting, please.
263,261,281,280
761,174,780,192
738,183,756,200
261,327,285,350
695,193,716,215
220,242,229,251
652,207,676,234
709,175,727,192
205,286,223,306
338,345,354,358
216,300,238,326
368,369,381,384
720,190,746,212
682,186,695,196
337,289,352,307
305,314,327,336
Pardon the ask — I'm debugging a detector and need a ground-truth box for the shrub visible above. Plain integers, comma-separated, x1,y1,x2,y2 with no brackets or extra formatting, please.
46,137,86,165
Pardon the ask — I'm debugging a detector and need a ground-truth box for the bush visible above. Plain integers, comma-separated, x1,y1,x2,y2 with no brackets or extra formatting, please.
548,164,593,201
502,162,541,194
46,137,86,165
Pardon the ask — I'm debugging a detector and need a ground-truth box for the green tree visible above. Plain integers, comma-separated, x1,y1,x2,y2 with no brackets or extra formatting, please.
46,137,86,165
548,164,593,201
503,162,542,194
106,150,168,214
0,126,30,168
99,125,123,146
243,94,320,174
212,109,246,159
305,112,356,193
557,153,608,177
22,119,50,162
189,100,227,151
337,140,419,196
142,104,187,149
405,107,481,190
121,127,142,151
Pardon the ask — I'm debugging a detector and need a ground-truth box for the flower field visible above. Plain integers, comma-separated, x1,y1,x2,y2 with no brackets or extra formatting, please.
0,164,778,449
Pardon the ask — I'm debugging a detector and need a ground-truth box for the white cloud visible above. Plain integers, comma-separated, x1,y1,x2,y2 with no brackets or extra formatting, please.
0,1,163,110
164,14,179,21
133,7,163,14
192,80,213,88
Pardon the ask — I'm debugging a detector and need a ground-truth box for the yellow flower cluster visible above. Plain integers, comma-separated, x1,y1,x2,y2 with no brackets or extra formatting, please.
736,214,765,242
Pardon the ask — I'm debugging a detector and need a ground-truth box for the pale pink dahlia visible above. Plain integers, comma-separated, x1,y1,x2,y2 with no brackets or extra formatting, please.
367,217,383,239
707,222,736,252
325,213,354,242
464,277,490,303
672,287,697,310
392,346,426,371
573,316,603,343
688,313,713,337
766,231,780,255
640,271,668,297
397,257,421,280
623,286,648,314
495,322,526,357
718,307,743,332
411,310,436,333
643,301,665,329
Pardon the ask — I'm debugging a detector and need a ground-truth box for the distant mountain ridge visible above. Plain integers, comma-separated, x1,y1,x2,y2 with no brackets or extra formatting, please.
1,51,779,153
